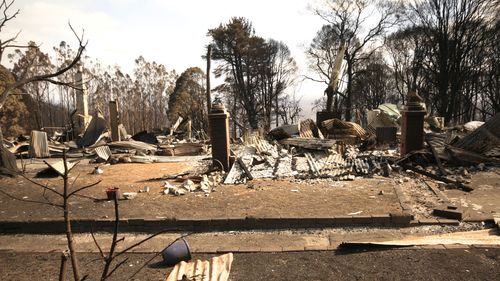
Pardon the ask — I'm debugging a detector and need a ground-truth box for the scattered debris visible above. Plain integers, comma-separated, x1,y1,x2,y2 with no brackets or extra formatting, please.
322,118,367,141
182,179,196,192
29,130,50,158
268,124,298,140
463,121,485,132
159,142,206,156
299,119,324,139
79,114,107,147
399,163,473,192
169,117,183,136
433,204,467,220
123,192,137,200
453,113,500,157
37,160,78,178
367,104,400,131
279,138,337,150
107,140,157,154
131,130,158,144
92,166,103,175
94,145,112,162
494,214,500,228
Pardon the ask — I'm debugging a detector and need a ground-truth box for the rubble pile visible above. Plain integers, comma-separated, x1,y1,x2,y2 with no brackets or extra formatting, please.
224,133,397,184
221,112,500,191
2,93,499,202
2,114,209,167
162,170,225,197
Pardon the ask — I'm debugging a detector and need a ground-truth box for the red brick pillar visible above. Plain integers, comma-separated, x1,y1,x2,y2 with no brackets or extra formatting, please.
209,104,231,171
401,91,426,156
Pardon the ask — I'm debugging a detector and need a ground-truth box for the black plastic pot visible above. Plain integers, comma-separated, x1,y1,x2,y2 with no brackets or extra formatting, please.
162,238,191,267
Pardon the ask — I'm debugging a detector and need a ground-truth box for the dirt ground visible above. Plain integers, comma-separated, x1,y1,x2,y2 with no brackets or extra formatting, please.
0,159,498,222
0,160,403,221
446,170,500,220
0,248,498,281
1,159,499,281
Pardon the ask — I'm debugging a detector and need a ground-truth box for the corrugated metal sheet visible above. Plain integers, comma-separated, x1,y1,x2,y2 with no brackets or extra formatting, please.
29,130,50,158
166,253,233,281
94,145,112,161
106,140,158,153
454,113,500,156
79,115,107,147
299,119,315,138
322,119,366,139
43,160,78,176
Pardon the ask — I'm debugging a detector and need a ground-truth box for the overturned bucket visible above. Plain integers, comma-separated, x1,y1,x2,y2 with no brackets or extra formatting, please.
162,238,191,267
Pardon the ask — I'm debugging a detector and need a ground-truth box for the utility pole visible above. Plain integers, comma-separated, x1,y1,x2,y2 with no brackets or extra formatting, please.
206,45,212,114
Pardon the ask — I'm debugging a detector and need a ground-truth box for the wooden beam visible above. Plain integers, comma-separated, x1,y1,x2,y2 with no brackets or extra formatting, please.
237,157,253,180
425,137,446,176
400,163,473,192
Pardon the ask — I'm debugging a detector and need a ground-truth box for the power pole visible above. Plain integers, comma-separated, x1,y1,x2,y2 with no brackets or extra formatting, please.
206,45,212,113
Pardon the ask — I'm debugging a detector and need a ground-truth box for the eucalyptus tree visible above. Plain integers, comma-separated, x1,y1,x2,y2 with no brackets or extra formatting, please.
169,67,207,133
208,17,297,131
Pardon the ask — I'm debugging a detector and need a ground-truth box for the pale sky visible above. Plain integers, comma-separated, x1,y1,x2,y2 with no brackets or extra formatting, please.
3,0,329,117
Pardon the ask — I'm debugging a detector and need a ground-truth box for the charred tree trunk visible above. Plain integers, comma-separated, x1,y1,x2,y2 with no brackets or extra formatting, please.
345,58,354,121
325,85,334,112
206,46,212,114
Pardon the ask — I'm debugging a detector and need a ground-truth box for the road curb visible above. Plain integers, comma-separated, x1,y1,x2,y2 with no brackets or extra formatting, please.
0,213,414,234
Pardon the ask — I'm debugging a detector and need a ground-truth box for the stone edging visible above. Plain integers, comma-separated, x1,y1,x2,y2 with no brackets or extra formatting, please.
0,213,413,234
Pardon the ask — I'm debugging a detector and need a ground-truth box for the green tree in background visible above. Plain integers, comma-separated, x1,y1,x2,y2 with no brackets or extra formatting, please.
169,67,207,134
208,17,298,132
0,65,28,137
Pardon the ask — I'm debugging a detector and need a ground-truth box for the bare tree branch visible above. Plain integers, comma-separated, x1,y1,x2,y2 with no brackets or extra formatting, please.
100,195,120,280
0,0,19,33
90,225,106,260
18,173,64,197
105,257,129,279
67,180,102,198
0,21,87,110
301,74,329,84
0,187,62,208
128,252,161,280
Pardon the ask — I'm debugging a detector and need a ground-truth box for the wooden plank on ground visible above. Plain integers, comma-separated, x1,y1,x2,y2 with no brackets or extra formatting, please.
279,138,336,150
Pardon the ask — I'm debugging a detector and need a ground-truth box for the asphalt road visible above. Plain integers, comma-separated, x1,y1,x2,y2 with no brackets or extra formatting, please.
1,248,499,280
